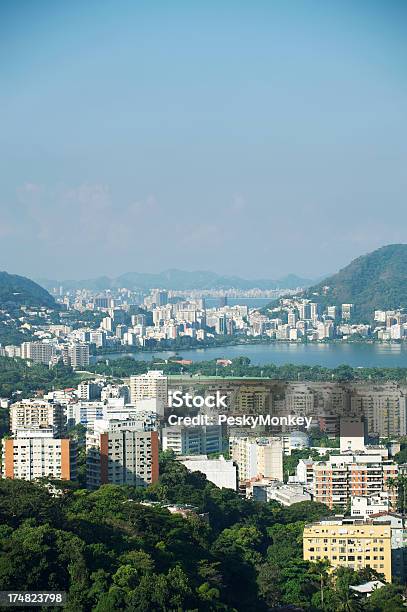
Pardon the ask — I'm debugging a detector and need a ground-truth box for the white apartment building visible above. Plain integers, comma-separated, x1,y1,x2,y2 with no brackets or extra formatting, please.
21,341,56,365
351,493,390,518
162,424,222,455
65,343,90,369
67,401,105,428
230,436,283,483
178,455,237,490
129,371,167,414
2,433,76,481
86,420,159,488
77,381,101,400
10,399,65,436
251,481,311,505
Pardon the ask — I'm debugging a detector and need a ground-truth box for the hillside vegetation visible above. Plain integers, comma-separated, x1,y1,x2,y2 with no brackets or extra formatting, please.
0,271,55,309
0,456,401,611
302,244,407,321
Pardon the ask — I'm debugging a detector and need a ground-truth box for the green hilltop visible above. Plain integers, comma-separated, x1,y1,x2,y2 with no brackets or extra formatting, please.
0,271,55,309
302,244,407,321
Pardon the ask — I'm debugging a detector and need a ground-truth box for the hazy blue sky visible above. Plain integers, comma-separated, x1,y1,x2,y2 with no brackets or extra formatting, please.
1,0,406,280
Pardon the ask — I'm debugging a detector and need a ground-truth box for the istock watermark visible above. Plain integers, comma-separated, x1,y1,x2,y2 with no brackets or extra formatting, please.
167,414,314,429
168,391,228,409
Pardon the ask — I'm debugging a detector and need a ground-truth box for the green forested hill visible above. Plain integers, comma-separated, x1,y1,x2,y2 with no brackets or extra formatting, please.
0,271,55,309
0,456,401,611
302,244,407,321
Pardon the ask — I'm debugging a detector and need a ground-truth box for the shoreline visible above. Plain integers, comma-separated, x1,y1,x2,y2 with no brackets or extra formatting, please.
95,337,406,358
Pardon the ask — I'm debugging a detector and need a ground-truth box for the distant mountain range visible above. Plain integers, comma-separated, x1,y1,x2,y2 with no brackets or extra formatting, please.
4,245,407,320
37,269,315,292
0,272,55,309
299,244,407,321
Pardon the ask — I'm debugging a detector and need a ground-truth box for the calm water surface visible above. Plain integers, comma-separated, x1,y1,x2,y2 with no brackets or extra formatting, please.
97,343,407,368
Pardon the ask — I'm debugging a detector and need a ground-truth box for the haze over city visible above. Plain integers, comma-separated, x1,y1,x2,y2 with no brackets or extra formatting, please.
1,0,407,280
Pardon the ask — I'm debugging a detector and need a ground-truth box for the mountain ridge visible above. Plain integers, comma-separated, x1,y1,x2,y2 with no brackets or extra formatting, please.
300,244,407,321
37,269,315,292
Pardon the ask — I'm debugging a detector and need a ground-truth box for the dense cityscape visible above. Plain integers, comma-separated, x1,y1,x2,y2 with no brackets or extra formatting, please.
0,261,407,608
2,0,407,608
3,282,407,378
0,315,406,608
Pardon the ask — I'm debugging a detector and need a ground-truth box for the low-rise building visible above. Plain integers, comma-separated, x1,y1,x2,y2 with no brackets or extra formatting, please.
351,493,390,518
178,455,237,490
251,481,311,505
162,424,222,455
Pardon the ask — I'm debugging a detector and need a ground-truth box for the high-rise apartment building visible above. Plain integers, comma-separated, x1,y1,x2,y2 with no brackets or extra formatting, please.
230,436,283,482
350,384,407,437
129,370,167,413
311,454,398,509
236,385,271,415
63,343,90,369
9,399,65,436
341,303,354,321
86,420,159,488
21,341,56,365
162,424,222,455
2,432,76,481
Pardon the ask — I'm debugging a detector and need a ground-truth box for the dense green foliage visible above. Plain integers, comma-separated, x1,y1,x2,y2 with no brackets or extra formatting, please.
0,456,401,611
0,271,55,309
0,357,82,398
89,355,407,383
0,318,34,346
301,244,407,321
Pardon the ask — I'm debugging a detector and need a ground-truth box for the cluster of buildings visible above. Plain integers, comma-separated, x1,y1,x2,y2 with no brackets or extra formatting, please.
3,289,407,374
260,297,407,342
300,420,406,584
0,369,405,584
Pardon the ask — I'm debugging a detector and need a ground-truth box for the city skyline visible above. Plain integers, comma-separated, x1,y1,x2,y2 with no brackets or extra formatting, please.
1,1,407,279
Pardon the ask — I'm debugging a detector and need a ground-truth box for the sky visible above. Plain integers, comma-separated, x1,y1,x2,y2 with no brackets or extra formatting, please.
1,0,406,281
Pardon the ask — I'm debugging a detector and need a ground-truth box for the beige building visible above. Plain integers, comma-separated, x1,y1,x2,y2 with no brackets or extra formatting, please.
230,435,283,482
235,385,271,415
350,384,407,437
129,370,167,413
10,399,65,436
303,518,392,582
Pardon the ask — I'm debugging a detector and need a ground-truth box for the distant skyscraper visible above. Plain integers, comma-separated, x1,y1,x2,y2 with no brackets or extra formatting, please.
152,290,168,306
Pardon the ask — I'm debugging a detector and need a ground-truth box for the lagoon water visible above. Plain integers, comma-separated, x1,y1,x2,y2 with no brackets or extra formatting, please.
98,342,407,369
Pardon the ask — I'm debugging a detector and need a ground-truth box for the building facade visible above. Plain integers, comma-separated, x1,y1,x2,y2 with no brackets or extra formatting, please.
86,421,159,488
303,518,392,582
